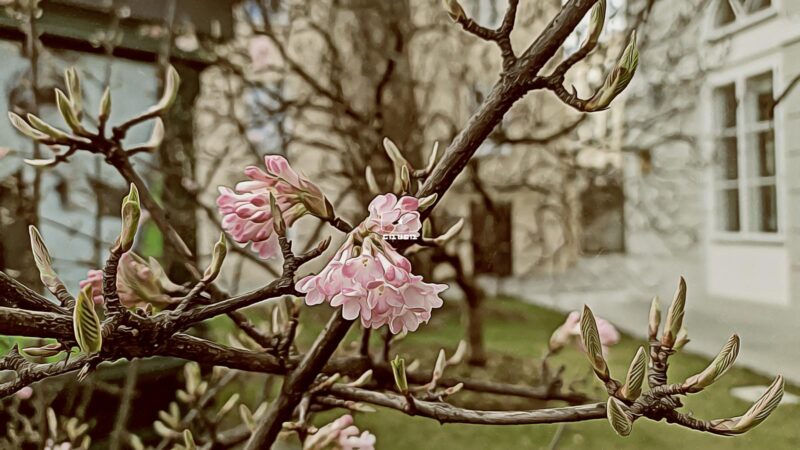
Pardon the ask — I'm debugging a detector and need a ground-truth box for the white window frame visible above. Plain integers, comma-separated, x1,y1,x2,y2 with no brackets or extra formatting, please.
704,56,785,244
704,0,779,42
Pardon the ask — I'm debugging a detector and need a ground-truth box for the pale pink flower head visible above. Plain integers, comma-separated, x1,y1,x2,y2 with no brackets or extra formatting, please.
549,311,620,356
217,155,332,259
78,253,181,308
365,193,421,237
15,386,33,400
297,217,446,334
303,414,376,450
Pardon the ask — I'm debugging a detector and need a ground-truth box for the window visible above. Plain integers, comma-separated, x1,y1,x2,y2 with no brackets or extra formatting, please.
712,71,777,235
712,0,773,29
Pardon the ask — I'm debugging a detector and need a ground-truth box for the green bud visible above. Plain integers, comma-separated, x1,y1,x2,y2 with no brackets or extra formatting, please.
606,397,633,437
28,225,70,298
647,296,661,341
620,347,647,401
116,184,141,252
202,232,228,283
585,30,639,111
55,88,87,135
99,87,112,123
73,284,102,355
391,355,408,394
580,305,610,381
8,112,49,140
661,277,687,348
365,165,380,194
26,113,74,143
64,67,83,119
417,193,438,212
710,375,784,435
682,334,739,393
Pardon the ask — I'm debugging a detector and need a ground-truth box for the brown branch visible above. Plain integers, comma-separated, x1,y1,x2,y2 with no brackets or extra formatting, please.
327,385,605,425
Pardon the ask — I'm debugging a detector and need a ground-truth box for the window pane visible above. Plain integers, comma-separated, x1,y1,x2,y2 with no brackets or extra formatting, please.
714,0,736,26
746,0,771,13
714,83,737,129
747,130,775,177
716,137,738,179
750,184,778,232
745,72,773,123
717,188,741,231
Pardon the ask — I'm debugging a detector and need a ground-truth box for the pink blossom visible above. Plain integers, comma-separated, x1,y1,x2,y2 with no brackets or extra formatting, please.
365,193,421,237
304,414,376,450
217,155,332,259
297,212,446,334
78,253,181,308
549,311,620,356
15,386,33,400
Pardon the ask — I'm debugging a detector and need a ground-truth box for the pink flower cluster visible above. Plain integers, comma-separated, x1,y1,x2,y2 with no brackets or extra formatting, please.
297,195,446,334
365,193,421,237
549,311,620,356
217,155,331,260
79,253,180,308
304,414,376,450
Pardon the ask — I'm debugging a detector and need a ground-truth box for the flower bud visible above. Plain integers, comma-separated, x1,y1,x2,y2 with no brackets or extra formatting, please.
203,232,228,283
391,355,408,394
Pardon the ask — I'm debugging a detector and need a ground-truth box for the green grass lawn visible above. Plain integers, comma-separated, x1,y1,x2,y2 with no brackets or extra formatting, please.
303,297,799,450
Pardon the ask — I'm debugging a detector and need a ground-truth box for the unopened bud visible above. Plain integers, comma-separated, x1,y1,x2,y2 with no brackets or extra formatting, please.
116,184,141,252
606,397,633,437
55,88,87,135
28,225,63,294
391,355,408,394
8,112,49,140
64,67,83,119
682,334,739,393
580,305,610,381
585,30,639,111
202,232,227,282
442,0,466,21
73,284,102,355
365,165,380,194
647,296,661,341
22,342,64,358
661,277,686,348
99,87,112,122
620,346,647,401
417,193,438,212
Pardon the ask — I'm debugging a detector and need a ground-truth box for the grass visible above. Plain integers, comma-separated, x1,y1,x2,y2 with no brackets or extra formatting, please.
300,297,799,450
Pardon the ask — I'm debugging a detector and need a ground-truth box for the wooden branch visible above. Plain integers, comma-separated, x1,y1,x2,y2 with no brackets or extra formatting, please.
327,385,606,425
